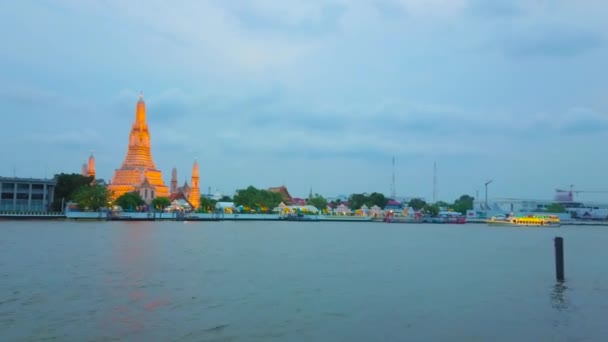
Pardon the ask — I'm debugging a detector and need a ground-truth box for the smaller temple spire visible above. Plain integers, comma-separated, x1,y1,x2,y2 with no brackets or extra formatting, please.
87,151,96,179
189,159,201,210
170,167,178,194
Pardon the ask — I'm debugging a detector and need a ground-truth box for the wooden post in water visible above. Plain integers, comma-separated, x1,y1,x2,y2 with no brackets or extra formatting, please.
554,237,565,281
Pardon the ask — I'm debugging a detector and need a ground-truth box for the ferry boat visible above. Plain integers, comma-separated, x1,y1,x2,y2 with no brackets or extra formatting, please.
383,210,465,224
487,213,561,227
432,211,467,224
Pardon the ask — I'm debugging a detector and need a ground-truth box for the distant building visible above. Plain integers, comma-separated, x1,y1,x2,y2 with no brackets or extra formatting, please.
81,152,96,179
0,177,56,212
168,160,200,210
292,198,306,206
268,186,294,205
384,199,404,210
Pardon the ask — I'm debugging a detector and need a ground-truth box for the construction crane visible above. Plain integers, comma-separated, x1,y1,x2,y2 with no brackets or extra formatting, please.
554,185,608,202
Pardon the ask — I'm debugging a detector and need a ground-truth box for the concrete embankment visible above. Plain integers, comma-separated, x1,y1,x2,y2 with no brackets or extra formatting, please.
3,211,608,226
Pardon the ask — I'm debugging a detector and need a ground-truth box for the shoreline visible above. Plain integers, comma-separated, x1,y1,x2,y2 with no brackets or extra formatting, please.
2,212,608,226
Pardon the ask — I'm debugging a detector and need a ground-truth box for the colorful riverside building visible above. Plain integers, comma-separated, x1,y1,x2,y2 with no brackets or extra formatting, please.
107,93,169,203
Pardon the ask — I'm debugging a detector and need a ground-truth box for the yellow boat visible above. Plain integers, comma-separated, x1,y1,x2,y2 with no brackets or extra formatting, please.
487,214,561,227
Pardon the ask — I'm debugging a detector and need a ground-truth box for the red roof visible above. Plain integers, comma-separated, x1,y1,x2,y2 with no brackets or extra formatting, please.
292,198,306,205
268,186,293,205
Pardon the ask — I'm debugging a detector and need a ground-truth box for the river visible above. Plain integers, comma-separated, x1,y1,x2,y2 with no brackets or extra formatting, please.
1,221,607,341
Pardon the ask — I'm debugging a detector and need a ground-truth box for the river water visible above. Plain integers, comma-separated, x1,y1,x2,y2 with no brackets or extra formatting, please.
1,221,607,341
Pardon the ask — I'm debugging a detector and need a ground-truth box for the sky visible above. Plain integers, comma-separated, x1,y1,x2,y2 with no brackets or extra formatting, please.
1,0,607,203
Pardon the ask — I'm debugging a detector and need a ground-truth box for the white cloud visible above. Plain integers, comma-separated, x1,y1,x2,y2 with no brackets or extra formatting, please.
2,0,608,199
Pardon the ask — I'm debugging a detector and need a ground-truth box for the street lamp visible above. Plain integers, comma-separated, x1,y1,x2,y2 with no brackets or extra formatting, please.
484,180,493,208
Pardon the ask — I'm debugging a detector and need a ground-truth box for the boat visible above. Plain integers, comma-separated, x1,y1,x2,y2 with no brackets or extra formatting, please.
432,211,467,224
383,210,463,224
486,213,561,227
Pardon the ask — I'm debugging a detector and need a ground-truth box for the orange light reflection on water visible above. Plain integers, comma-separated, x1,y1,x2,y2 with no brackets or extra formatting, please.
101,222,170,338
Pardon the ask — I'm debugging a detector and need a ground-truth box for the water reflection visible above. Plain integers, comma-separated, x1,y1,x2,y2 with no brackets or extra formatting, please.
102,222,166,338
551,281,569,311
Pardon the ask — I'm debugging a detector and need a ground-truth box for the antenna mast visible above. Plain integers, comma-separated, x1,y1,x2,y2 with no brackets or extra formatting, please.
433,162,437,203
391,156,396,199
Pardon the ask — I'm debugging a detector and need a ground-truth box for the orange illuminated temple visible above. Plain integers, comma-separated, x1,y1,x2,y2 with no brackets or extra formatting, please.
108,94,169,201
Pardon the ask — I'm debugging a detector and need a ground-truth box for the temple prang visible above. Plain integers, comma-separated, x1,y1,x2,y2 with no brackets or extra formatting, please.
108,94,169,203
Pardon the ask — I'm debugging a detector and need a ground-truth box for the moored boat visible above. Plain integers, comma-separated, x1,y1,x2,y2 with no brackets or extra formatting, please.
432,211,467,224
487,214,560,227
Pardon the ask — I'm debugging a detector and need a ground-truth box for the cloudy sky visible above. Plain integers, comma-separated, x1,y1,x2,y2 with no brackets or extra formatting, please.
1,0,607,202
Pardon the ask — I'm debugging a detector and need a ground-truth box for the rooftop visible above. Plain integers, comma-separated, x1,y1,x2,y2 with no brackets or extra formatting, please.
0,176,57,184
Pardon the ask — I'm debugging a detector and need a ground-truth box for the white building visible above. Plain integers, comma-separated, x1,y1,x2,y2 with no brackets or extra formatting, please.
0,177,56,212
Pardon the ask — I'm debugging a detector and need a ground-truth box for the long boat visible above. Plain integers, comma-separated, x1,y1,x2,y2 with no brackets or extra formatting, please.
487,214,561,227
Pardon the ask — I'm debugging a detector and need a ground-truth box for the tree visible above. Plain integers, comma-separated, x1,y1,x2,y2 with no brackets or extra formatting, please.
546,203,566,213
307,193,328,210
114,192,145,211
347,193,366,210
219,195,232,202
329,199,343,207
435,201,450,209
422,204,440,217
233,186,283,210
451,194,475,214
199,196,217,212
408,198,427,211
347,192,389,210
52,173,95,211
73,184,110,211
368,192,389,209
151,197,171,212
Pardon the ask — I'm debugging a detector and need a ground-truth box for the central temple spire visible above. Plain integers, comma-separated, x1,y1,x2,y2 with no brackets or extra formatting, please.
108,94,169,201
136,92,146,124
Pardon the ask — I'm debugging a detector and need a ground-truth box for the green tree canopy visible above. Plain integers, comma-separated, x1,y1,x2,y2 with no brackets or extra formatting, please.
52,173,95,211
347,192,389,210
329,199,343,207
435,201,450,208
199,196,217,212
408,198,427,211
115,192,145,211
307,193,328,210
451,194,475,214
233,186,283,209
422,203,440,217
545,203,566,213
73,184,110,211
151,197,171,211
219,195,232,202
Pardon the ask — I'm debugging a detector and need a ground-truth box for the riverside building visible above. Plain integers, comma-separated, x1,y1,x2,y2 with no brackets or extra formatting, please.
0,177,56,212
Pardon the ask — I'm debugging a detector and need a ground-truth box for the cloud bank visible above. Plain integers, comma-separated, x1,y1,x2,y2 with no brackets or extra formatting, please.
0,0,607,201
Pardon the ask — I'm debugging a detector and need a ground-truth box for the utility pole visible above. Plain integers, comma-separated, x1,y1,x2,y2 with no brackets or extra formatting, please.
391,157,396,200
433,162,437,203
485,180,493,207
